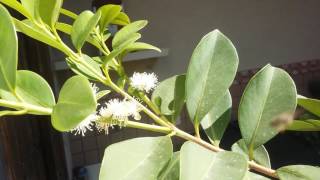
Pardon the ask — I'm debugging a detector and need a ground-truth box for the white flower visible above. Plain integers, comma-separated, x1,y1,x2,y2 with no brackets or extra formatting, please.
100,99,128,121
96,99,142,134
71,113,98,136
99,99,141,121
130,72,158,93
95,118,115,135
122,100,141,120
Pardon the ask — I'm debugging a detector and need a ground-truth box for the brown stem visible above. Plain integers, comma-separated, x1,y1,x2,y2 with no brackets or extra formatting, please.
174,127,278,179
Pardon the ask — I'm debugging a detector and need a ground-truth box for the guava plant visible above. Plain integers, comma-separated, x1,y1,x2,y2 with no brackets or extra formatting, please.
0,1,319,180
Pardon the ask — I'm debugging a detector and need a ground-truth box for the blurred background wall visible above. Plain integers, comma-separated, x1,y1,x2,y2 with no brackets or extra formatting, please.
123,0,320,78
62,0,320,78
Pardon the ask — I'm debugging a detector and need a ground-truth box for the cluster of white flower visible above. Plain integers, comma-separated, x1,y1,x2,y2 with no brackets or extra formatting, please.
71,72,158,136
71,113,98,136
97,99,141,134
130,72,158,93
100,99,141,121
71,99,141,136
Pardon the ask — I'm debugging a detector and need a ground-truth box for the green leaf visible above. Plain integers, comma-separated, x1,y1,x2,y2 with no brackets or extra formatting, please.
0,5,17,92
98,4,122,32
112,20,147,48
180,141,248,180
96,90,111,101
51,75,97,131
20,0,40,21
0,89,17,102
151,75,186,123
125,42,161,52
71,10,101,51
112,12,130,26
66,54,102,81
287,119,320,131
38,0,62,27
238,64,297,153
201,91,232,146
297,95,320,117
60,8,77,19
231,139,271,168
244,172,271,180
99,136,173,180
158,152,180,180
277,165,320,180
55,22,72,32
55,22,101,49
119,42,161,59
103,33,141,64
186,30,239,125
102,32,111,42
15,70,55,109
14,19,69,55
0,0,32,19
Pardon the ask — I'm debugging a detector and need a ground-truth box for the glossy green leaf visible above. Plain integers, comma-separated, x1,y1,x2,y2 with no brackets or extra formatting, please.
201,91,232,146
71,10,101,51
112,20,147,48
51,75,97,131
119,42,161,59
38,0,62,27
103,33,141,63
158,152,180,180
112,12,130,26
98,4,122,32
126,42,161,52
60,8,77,19
99,136,173,180
277,165,320,180
231,139,271,168
287,119,320,131
20,0,40,21
0,0,32,19
0,5,17,92
15,70,55,109
66,55,102,81
186,30,239,125
0,89,17,102
180,141,248,180
239,64,297,152
55,22,72,33
297,95,320,117
55,22,101,50
14,19,68,54
152,75,186,123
